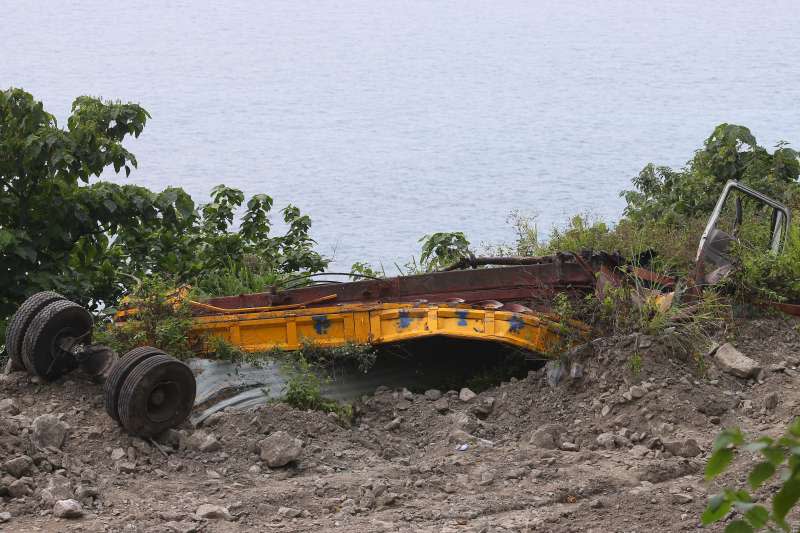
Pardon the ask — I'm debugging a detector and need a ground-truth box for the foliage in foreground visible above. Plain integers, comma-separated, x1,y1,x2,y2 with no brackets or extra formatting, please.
703,420,800,532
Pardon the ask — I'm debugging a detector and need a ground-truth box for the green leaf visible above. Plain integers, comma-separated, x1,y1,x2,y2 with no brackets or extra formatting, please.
724,520,753,533
748,461,775,490
743,505,769,529
789,417,800,438
702,494,733,525
713,428,745,452
0,229,16,249
706,448,735,480
772,477,800,523
761,446,785,466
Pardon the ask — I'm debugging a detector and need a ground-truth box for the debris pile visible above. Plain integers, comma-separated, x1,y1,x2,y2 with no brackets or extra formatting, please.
0,316,797,531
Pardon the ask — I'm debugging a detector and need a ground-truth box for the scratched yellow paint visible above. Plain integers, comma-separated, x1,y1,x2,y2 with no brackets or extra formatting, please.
179,302,589,357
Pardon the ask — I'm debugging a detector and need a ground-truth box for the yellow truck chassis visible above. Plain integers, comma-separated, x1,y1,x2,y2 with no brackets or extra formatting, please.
189,301,587,356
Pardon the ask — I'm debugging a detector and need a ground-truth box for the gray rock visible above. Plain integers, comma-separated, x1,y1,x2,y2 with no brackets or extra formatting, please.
546,360,567,387
2,455,33,478
0,511,10,523
529,424,564,450
195,503,231,520
424,389,442,401
433,398,449,413
163,521,200,533
601,404,612,417
258,431,302,467
0,398,20,415
663,439,702,458
31,414,68,450
714,343,761,379
560,442,579,452
672,493,694,504
40,474,73,505
8,477,33,498
471,398,494,420
184,430,221,453
110,447,126,461
764,392,780,411
202,411,225,427
629,386,646,399
53,499,84,519
156,429,182,448
277,506,302,518
75,484,99,500
116,462,137,474
401,388,414,400
630,445,650,458
448,429,494,448
459,388,477,402
383,417,402,431
596,432,616,450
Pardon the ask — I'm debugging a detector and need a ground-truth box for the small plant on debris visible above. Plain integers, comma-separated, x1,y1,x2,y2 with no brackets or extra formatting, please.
349,261,385,280
728,226,800,306
94,275,195,359
552,270,727,367
703,420,800,532
281,352,353,421
296,338,377,375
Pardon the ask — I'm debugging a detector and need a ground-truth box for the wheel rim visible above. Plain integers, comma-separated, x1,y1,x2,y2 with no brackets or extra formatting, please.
146,380,181,423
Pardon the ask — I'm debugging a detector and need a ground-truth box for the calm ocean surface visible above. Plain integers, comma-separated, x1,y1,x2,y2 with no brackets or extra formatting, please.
3,1,799,271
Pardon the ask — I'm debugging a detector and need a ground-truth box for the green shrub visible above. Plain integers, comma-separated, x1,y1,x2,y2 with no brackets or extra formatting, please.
93,275,195,359
622,124,800,225
0,88,328,335
729,226,800,304
704,420,800,532
281,352,352,420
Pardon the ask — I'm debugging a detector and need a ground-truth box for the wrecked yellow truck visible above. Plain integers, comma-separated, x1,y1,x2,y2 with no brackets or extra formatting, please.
3,179,794,438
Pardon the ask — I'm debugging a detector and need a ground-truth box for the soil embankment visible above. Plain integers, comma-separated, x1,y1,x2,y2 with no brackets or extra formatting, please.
0,316,799,532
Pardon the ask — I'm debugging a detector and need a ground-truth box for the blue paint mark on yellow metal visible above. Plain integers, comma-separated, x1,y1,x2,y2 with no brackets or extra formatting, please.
456,310,468,326
509,314,524,333
398,310,412,329
312,315,331,334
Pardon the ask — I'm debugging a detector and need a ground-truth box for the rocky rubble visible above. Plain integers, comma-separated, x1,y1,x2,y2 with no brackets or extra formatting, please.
0,316,798,531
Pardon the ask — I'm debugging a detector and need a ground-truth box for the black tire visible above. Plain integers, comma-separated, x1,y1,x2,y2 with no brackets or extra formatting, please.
117,354,196,437
6,292,66,370
104,346,166,421
21,300,92,380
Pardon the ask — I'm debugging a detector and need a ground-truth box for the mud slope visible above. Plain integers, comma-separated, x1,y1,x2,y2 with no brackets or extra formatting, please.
0,316,799,532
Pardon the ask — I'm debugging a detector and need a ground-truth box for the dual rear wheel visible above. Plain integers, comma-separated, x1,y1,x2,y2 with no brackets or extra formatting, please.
104,347,196,436
6,292,196,437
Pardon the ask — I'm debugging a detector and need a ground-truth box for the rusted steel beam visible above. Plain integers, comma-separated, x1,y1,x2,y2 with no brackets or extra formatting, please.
200,252,622,314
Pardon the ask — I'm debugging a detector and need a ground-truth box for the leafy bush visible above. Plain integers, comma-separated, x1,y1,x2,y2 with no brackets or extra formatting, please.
0,88,327,341
703,420,800,532
94,275,195,359
622,124,800,225
418,232,472,271
729,226,800,304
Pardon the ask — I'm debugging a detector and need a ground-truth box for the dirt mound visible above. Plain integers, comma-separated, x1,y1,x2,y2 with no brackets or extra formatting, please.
0,316,798,532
